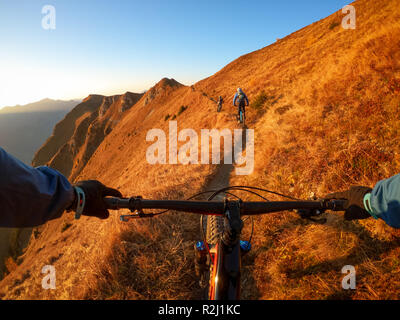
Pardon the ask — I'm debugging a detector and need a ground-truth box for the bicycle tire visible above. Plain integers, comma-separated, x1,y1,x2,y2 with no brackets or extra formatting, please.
206,215,224,245
205,215,224,299
240,108,245,128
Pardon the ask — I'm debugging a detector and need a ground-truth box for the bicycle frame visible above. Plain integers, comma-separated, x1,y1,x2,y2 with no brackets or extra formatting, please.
238,105,245,127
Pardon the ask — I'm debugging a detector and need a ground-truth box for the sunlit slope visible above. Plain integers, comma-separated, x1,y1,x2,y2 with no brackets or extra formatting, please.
207,0,400,299
1,0,400,299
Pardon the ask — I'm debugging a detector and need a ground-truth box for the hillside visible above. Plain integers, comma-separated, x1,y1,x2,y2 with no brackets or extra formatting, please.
1,0,400,299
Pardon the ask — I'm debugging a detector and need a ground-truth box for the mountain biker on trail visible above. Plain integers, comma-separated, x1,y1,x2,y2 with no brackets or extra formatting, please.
0,146,400,229
233,88,249,123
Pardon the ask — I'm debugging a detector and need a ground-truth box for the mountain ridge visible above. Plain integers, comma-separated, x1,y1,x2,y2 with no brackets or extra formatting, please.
32,91,145,180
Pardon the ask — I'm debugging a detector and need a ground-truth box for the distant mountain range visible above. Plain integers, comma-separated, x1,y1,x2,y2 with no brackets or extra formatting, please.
0,98,80,164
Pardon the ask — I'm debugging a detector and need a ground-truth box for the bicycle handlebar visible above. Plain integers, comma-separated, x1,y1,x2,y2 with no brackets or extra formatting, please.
104,197,346,216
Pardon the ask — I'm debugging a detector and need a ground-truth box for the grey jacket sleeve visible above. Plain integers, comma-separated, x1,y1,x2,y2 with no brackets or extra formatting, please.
370,173,400,228
0,147,75,227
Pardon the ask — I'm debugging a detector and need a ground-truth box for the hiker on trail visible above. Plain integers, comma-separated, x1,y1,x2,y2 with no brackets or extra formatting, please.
233,88,249,123
1,145,400,229
217,96,223,112
0,147,121,228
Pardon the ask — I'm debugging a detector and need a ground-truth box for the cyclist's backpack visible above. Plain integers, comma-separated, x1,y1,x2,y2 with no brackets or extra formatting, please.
237,92,245,104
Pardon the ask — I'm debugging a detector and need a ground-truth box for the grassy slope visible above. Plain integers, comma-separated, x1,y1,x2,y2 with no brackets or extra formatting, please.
1,0,400,299
222,0,400,299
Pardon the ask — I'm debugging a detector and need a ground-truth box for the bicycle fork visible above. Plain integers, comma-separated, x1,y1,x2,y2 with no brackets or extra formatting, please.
194,201,251,300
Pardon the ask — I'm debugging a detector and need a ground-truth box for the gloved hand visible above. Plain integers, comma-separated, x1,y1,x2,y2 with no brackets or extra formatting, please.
324,186,372,220
72,180,122,219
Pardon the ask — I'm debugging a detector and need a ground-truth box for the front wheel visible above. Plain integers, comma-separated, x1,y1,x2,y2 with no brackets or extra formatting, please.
239,108,245,128
205,215,224,299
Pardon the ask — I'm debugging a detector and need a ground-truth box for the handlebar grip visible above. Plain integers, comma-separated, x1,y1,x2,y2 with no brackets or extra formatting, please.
104,197,121,210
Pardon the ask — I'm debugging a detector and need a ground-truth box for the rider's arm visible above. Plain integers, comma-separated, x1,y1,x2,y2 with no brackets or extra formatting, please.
233,93,238,106
0,147,75,228
370,173,400,228
244,94,249,106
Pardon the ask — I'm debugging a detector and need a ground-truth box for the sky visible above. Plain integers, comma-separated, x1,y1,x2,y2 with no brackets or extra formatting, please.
0,0,351,108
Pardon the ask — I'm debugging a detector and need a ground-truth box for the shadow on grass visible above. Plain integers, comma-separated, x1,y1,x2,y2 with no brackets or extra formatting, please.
284,221,400,280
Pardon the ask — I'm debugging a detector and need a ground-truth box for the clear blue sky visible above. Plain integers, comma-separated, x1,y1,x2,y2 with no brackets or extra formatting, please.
0,0,351,107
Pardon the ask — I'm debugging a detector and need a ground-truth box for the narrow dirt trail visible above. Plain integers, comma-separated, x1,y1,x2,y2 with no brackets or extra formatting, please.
189,124,261,300
202,124,249,198
204,164,234,200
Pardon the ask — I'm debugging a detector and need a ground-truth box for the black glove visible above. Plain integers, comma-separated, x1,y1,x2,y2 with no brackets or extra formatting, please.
325,186,372,220
72,180,122,219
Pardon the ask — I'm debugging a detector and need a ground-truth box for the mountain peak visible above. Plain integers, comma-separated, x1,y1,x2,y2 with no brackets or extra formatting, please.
82,94,105,103
157,78,182,89
142,78,183,106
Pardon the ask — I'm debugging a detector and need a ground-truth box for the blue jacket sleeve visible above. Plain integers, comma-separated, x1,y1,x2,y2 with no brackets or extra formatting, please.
370,173,400,228
0,147,75,228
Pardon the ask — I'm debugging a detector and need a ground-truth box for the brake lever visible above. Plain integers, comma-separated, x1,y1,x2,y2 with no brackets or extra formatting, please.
120,208,155,222
306,216,327,224
296,208,327,224
295,192,327,224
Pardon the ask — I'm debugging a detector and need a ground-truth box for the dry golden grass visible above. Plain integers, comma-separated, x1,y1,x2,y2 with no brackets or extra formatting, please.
1,0,400,300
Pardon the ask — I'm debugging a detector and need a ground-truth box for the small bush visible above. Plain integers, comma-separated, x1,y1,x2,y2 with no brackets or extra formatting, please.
171,115,176,120
251,91,283,111
251,91,268,110
177,105,188,116
164,114,171,121
321,105,334,118
388,78,400,95
61,222,72,233
329,22,340,30
275,104,293,115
